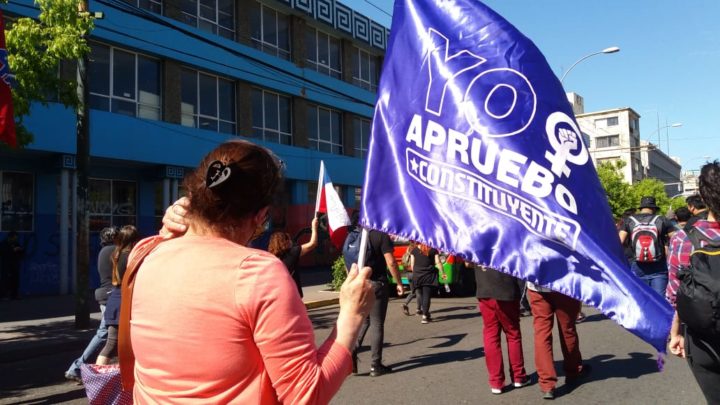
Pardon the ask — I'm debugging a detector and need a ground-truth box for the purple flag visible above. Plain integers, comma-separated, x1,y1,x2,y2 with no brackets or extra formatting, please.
360,0,672,352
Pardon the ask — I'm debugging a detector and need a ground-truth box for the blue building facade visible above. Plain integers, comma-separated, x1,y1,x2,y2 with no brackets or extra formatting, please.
1,0,385,296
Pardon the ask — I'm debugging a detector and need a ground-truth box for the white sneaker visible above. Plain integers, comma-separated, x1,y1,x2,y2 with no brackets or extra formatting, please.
491,387,502,395
421,315,429,324
514,379,531,388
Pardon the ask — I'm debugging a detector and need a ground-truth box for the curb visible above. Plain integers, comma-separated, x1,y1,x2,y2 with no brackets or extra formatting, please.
0,299,340,364
304,298,339,310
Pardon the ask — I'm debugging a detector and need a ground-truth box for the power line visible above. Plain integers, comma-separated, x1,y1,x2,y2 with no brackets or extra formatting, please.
364,0,392,17
91,0,377,110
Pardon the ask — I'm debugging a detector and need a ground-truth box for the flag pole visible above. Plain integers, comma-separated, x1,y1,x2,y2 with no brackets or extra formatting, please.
314,160,324,213
357,228,369,269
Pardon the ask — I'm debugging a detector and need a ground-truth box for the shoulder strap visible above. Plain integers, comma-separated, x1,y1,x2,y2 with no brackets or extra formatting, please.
687,227,720,251
118,236,164,391
629,216,640,226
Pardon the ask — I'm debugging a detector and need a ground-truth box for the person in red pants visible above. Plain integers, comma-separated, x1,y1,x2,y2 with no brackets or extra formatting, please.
526,282,591,400
474,264,530,395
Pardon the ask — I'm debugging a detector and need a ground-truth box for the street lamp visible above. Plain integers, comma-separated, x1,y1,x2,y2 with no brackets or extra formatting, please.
645,122,682,154
560,46,621,84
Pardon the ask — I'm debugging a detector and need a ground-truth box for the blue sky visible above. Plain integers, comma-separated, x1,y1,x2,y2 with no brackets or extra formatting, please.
350,0,719,173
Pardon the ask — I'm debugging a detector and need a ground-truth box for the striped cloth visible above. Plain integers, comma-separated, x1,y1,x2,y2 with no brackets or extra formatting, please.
666,219,720,306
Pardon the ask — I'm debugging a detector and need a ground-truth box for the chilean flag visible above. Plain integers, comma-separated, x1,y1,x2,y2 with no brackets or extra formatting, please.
0,12,16,148
315,161,351,249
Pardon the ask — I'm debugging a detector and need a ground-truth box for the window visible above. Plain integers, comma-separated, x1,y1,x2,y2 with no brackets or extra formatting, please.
88,179,137,232
89,43,161,120
607,116,619,126
353,117,371,158
251,88,292,145
595,135,620,148
181,68,236,134
354,187,362,208
250,2,290,60
122,0,162,13
305,27,341,79
179,0,234,39
307,104,342,154
0,172,33,232
352,47,380,91
307,181,342,205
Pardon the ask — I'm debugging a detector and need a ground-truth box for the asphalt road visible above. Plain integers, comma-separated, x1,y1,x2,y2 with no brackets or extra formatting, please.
0,296,706,404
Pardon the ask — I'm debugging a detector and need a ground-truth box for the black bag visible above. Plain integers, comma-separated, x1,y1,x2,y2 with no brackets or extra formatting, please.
676,228,720,336
342,227,373,271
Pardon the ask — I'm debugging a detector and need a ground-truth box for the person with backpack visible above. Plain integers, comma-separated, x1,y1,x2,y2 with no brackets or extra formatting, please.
618,196,675,296
343,210,404,377
667,160,720,404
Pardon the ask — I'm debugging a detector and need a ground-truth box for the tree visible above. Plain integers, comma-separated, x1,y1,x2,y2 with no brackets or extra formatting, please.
669,196,687,213
596,160,634,218
630,178,671,215
4,0,93,147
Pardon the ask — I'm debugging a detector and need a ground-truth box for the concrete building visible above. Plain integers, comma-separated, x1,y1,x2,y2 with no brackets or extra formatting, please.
575,107,644,184
682,171,700,197
640,141,683,196
567,93,682,193
2,0,388,296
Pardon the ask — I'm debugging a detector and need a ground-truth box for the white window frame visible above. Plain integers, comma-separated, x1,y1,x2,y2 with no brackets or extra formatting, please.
352,47,379,92
0,171,34,232
123,0,162,13
307,104,343,154
353,117,371,158
252,88,292,145
181,68,236,134
595,135,620,149
89,43,161,121
88,178,137,232
251,2,290,60
180,0,235,40
306,27,341,79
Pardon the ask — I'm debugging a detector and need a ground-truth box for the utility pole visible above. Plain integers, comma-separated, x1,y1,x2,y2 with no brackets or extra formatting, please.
75,0,91,328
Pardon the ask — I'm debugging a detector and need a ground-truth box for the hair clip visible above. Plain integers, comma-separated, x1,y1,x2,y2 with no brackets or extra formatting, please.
206,160,232,189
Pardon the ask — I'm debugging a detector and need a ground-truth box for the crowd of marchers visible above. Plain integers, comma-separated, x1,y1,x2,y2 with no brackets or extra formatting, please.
61,142,720,404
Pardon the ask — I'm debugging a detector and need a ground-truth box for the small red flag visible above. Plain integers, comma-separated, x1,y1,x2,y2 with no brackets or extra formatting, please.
0,11,17,148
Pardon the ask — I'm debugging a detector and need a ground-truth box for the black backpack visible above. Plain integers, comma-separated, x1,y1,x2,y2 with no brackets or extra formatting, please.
629,215,663,262
342,227,373,270
676,228,720,337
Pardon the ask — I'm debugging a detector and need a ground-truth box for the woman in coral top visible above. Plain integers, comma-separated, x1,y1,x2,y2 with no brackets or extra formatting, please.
130,140,374,404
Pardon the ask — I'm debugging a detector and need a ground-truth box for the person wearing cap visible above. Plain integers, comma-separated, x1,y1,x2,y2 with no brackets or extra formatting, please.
618,196,674,296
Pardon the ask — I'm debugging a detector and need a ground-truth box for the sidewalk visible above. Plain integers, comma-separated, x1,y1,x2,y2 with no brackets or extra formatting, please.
0,267,338,364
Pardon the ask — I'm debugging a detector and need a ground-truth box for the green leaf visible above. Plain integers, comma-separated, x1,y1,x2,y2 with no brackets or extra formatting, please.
5,0,94,147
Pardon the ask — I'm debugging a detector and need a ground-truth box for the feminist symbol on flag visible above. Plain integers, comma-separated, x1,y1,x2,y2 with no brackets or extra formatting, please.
544,112,589,178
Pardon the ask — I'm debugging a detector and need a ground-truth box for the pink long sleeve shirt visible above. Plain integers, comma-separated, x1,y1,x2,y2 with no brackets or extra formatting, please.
129,235,351,404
